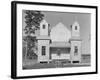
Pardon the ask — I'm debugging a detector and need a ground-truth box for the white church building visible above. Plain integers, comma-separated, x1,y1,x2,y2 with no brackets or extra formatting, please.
37,19,82,64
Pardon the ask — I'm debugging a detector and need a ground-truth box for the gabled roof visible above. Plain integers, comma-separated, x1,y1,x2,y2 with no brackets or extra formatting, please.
41,19,48,24
50,22,71,42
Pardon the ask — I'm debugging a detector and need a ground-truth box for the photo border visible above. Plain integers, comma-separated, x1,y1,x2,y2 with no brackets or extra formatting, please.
11,1,98,79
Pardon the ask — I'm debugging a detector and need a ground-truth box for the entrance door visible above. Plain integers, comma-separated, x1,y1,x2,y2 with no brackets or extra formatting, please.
50,47,70,60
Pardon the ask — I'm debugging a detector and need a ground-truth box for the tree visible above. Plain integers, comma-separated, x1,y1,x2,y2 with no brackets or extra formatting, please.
24,10,44,34
23,10,44,59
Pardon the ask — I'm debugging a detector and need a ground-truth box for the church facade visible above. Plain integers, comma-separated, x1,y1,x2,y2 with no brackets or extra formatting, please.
37,19,82,64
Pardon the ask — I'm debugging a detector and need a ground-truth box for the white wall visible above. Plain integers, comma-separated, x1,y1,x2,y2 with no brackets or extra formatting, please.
40,20,49,36
70,41,81,61
38,40,50,62
0,0,99,80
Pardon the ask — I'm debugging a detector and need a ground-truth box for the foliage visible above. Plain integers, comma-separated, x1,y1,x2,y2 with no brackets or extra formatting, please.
24,10,44,34
23,10,44,59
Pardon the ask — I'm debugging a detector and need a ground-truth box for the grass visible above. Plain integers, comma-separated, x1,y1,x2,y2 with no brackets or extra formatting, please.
23,55,91,70
23,60,90,70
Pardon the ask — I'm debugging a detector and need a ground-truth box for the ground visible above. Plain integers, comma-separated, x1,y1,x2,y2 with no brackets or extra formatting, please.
23,55,91,70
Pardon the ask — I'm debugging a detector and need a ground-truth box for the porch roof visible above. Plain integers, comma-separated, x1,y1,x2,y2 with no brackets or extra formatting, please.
50,42,71,47
37,35,50,40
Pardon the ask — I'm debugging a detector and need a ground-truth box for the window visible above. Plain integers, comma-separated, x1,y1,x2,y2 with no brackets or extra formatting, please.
57,49,61,56
74,46,78,55
42,46,46,56
75,26,77,30
66,48,70,53
43,24,45,29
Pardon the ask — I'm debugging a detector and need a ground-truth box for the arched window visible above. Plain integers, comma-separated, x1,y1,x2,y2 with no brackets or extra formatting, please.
43,24,45,29
75,26,77,30
74,46,78,55
42,46,46,56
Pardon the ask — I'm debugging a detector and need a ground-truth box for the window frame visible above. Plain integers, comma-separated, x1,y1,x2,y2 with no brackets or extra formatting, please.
42,46,46,56
74,46,78,56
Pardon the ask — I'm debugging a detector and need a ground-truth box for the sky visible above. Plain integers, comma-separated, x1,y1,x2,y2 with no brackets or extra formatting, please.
42,11,91,54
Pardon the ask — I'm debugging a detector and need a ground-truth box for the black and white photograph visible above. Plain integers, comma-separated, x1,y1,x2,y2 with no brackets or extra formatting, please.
11,1,97,79
22,10,91,70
